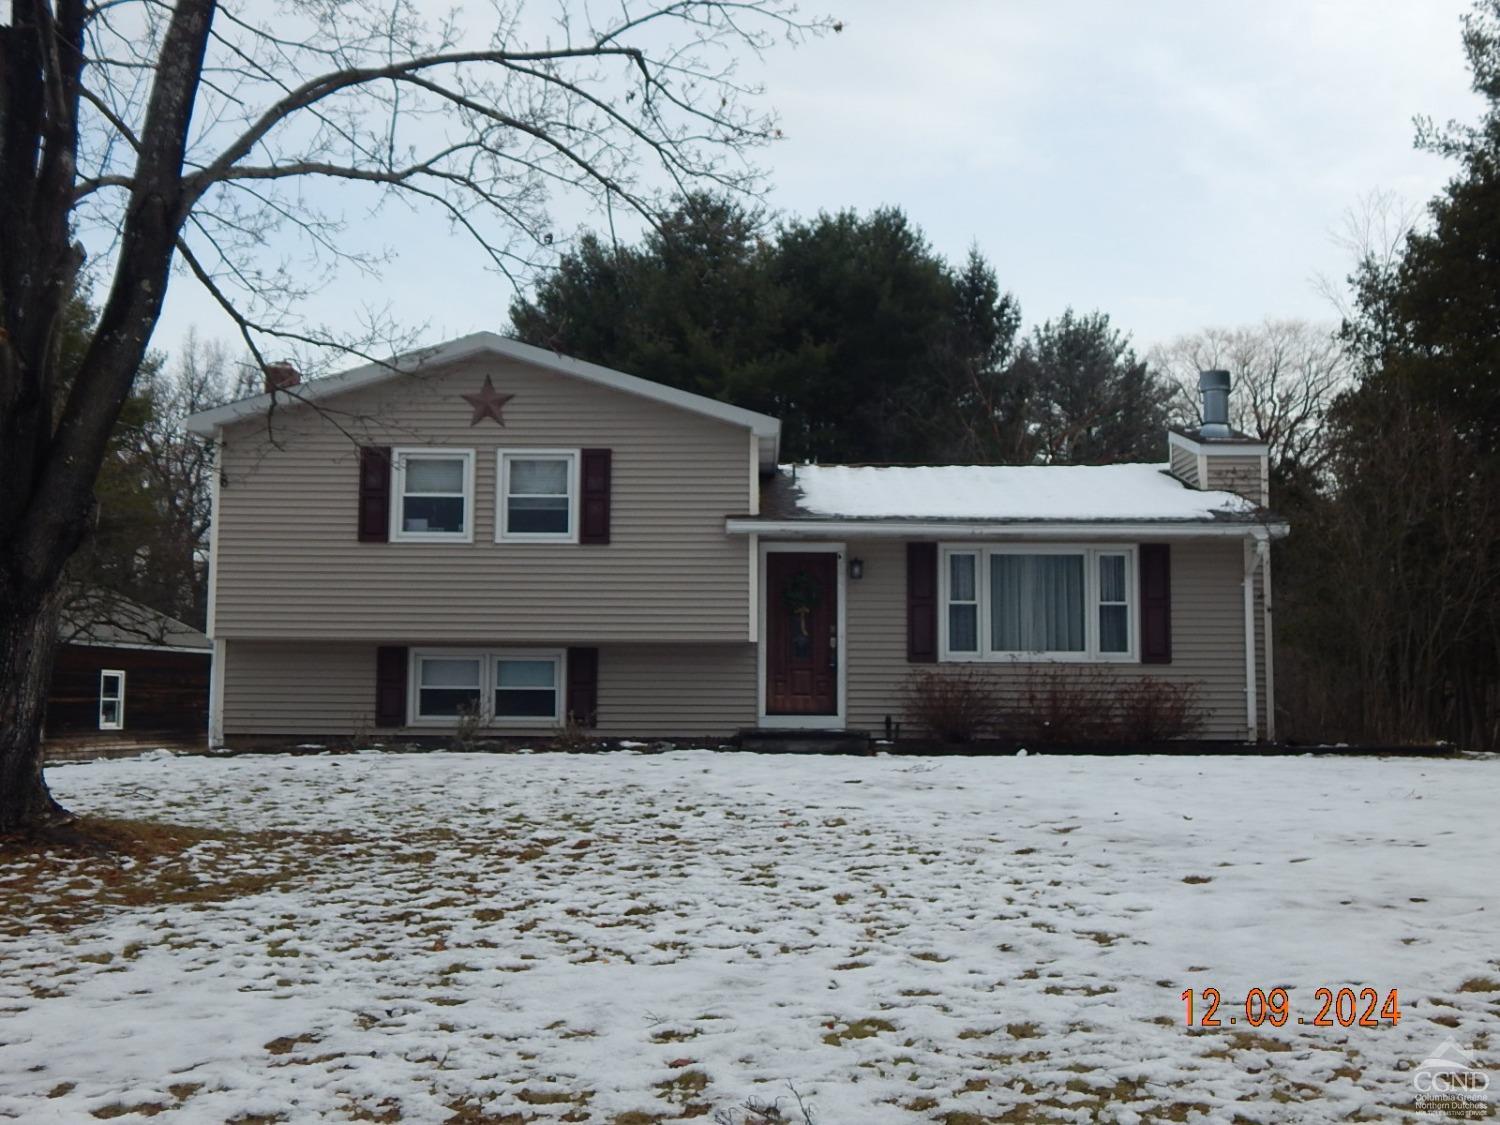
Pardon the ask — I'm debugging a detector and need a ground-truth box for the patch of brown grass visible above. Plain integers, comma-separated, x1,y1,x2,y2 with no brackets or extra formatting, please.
1458,977,1500,993
823,1017,896,1045
444,1096,533,1124
516,1088,591,1106
91,1103,169,1119
0,817,359,937
264,1033,321,1056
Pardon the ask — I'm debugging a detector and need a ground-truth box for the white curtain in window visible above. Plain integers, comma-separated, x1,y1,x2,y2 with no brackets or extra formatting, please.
510,459,568,495
990,554,1085,652
421,658,481,687
496,659,556,688
406,458,463,493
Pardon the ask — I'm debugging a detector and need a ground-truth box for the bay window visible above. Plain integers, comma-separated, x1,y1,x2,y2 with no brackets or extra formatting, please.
939,546,1136,661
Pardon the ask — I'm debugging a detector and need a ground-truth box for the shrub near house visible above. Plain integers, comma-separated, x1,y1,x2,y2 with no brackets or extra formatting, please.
902,667,1205,746
186,343,1284,746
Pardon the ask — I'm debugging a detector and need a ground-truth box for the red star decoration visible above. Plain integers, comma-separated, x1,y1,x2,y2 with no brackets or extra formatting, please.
461,375,513,426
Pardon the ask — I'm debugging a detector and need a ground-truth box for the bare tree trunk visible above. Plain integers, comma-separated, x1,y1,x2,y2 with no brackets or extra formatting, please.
0,585,69,831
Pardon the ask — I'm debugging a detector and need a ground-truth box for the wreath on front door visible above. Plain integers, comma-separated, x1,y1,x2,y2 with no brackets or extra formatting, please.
782,570,822,614
783,570,822,638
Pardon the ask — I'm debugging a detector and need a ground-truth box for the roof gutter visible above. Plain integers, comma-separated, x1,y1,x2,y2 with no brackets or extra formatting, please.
724,518,1290,540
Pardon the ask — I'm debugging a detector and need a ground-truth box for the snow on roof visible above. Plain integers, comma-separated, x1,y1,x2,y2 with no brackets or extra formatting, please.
782,462,1259,522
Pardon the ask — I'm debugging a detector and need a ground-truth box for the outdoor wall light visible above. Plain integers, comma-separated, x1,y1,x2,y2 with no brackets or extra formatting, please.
848,557,864,580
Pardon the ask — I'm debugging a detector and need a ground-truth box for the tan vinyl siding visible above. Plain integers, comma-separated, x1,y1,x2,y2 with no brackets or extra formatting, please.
1203,455,1266,506
214,356,751,642
223,641,375,736
1169,443,1199,487
844,538,1261,740
221,640,754,740
598,644,755,737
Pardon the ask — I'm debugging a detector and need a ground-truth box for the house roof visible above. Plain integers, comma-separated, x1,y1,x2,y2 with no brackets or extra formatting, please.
183,333,782,467
61,594,211,652
1168,426,1270,452
729,463,1286,539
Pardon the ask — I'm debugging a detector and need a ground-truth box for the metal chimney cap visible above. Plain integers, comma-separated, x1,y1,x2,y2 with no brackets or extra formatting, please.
1198,369,1231,393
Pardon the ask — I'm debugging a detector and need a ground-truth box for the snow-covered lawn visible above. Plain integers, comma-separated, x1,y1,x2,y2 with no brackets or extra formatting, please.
2,751,1498,1124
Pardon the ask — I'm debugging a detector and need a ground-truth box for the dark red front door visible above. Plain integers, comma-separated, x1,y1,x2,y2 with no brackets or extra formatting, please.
766,552,838,716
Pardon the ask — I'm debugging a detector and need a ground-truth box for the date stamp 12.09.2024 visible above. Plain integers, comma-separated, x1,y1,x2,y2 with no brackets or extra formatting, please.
1181,987,1402,1029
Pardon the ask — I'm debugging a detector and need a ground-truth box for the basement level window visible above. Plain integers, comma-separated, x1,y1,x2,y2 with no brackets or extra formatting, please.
494,655,561,721
409,648,563,726
413,654,483,720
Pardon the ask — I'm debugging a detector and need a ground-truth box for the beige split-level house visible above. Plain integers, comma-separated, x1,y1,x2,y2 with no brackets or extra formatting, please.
185,335,1287,746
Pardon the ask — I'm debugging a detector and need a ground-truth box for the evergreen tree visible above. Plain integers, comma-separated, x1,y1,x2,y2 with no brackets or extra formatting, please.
1009,310,1174,464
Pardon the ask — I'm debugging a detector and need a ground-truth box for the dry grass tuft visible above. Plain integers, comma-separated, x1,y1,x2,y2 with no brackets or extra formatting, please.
1458,977,1500,993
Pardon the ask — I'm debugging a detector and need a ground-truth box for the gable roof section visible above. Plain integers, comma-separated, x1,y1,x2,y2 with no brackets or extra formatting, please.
61,594,211,652
184,333,782,466
730,463,1288,538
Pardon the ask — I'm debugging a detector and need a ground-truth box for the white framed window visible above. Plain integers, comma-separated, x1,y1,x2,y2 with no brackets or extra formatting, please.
410,648,564,726
391,448,474,542
1097,551,1131,654
939,545,1137,662
497,450,579,543
947,551,980,654
99,670,126,730
493,652,562,722
413,652,484,720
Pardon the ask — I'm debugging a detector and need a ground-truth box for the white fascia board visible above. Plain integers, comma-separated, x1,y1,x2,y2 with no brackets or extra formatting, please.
65,639,212,654
183,333,782,464
725,518,1291,540
1168,430,1271,457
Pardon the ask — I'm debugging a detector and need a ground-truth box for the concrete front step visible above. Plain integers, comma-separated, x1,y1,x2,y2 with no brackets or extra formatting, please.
734,728,873,755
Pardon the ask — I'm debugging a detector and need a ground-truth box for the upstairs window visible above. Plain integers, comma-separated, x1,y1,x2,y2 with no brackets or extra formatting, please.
392,449,474,542
498,451,578,542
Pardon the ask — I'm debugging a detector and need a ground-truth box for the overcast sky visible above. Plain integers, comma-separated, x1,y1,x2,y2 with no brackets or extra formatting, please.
149,0,1485,362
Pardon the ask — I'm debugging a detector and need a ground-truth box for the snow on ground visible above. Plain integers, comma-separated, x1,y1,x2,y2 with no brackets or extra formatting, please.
1,751,1497,1123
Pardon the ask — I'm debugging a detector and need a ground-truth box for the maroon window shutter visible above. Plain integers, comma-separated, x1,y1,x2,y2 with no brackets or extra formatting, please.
907,541,938,663
566,647,599,727
375,645,408,727
579,449,611,545
1140,543,1172,664
358,447,391,543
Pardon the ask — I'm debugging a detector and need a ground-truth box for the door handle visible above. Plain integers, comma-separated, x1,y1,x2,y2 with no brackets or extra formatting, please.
829,624,837,670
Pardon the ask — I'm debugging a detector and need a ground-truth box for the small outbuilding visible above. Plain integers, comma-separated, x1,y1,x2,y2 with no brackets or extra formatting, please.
45,595,212,755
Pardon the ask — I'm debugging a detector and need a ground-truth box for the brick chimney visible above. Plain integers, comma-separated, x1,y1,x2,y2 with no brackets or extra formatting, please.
263,361,300,394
